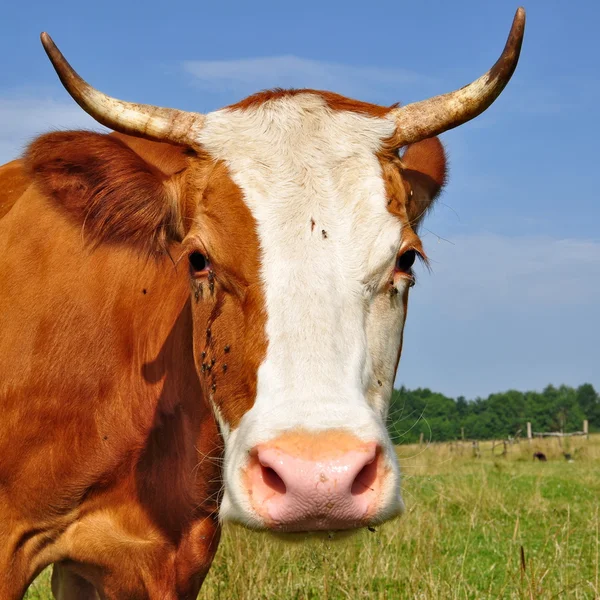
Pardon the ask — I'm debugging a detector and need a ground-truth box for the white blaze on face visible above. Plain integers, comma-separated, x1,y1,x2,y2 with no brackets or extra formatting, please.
197,94,409,525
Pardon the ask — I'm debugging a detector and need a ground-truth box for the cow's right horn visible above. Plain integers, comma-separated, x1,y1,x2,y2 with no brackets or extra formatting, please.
41,33,204,146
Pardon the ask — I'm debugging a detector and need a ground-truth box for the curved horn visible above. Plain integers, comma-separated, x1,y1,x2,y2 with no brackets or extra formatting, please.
40,32,204,145
390,7,526,147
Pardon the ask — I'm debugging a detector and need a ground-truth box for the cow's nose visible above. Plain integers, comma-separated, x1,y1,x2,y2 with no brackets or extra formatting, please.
244,432,384,531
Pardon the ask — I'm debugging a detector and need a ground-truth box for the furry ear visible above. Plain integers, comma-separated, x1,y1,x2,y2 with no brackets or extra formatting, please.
25,131,185,254
401,137,447,225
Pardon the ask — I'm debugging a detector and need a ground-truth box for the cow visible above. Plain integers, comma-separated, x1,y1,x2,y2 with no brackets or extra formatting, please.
0,9,525,599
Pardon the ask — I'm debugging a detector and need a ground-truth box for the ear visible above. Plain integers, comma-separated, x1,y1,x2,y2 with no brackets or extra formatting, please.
401,136,447,226
25,131,185,254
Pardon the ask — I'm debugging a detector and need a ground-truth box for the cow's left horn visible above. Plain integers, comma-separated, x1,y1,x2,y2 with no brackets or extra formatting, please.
390,7,525,147
40,33,204,146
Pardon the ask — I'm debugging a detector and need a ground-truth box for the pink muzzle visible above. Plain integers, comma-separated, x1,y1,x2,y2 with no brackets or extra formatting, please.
244,432,385,531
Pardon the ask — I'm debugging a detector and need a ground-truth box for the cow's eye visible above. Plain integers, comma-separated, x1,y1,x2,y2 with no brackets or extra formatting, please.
189,251,210,276
395,249,417,273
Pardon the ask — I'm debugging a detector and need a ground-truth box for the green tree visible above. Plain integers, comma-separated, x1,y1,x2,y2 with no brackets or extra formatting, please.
386,383,596,443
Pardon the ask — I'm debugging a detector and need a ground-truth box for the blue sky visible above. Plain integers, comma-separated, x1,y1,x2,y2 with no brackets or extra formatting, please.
1,0,598,399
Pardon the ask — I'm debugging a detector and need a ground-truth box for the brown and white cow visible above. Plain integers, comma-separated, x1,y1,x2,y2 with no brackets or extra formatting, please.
0,9,525,599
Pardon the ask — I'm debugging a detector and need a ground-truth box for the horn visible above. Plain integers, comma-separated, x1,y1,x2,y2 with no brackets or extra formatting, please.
390,7,526,147
40,32,204,146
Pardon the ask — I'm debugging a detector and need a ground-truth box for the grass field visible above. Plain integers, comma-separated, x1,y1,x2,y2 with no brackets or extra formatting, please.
25,435,600,599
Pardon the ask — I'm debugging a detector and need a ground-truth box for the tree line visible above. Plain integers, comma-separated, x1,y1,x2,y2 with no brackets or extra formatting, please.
387,383,599,444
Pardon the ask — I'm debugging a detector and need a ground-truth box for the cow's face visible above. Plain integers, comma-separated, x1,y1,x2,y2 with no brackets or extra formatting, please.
38,6,522,530
181,91,446,531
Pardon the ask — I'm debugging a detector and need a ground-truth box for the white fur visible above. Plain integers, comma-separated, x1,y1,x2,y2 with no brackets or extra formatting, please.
197,94,408,527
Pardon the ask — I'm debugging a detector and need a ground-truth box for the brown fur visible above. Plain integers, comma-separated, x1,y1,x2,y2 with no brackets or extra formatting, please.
0,160,29,219
183,160,268,429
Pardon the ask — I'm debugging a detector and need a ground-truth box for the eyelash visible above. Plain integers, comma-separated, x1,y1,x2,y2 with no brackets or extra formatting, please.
395,249,417,273
392,248,425,289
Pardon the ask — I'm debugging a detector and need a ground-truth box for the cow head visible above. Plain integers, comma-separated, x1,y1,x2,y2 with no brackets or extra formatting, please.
33,9,524,532
182,95,448,531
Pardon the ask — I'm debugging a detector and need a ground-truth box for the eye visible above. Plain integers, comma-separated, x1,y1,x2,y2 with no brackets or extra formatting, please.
189,251,211,276
395,249,417,273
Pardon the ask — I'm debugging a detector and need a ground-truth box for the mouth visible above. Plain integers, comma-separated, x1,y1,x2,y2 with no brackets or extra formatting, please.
219,481,405,536
223,509,404,549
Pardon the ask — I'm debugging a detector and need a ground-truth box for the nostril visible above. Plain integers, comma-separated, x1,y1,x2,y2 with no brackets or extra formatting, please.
261,465,287,495
351,452,379,496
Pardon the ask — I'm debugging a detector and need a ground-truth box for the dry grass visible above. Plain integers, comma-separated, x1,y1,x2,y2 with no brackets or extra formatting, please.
25,435,600,599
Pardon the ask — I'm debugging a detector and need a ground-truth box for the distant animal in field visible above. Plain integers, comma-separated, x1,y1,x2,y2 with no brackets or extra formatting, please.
533,452,548,462
563,453,574,462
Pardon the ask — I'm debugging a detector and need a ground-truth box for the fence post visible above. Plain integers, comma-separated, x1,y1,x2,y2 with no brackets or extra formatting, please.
461,427,465,441
527,422,532,444
419,432,424,446
584,419,589,440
